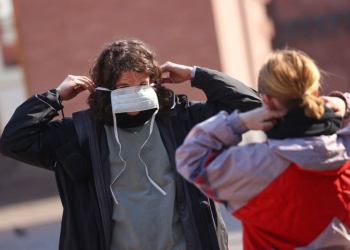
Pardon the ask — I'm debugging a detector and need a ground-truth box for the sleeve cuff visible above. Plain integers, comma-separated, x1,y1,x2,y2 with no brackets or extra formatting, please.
37,89,64,111
227,110,249,135
190,66,197,85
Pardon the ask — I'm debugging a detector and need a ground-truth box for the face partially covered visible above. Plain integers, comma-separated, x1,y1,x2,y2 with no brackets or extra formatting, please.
116,71,151,116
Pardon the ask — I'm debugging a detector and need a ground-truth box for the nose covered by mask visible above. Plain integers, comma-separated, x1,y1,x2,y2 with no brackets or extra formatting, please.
109,85,159,123
95,85,166,204
96,85,159,129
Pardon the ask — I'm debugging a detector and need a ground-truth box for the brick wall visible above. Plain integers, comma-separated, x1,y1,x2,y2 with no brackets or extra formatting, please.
13,0,221,116
268,0,350,94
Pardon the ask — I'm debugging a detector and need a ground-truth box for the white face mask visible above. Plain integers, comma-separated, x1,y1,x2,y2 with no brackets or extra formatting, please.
110,85,159,113
95,85,166,204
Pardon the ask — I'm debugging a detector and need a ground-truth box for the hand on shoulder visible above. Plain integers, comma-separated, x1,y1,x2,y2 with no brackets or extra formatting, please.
319,95,346,117
238,107,285,131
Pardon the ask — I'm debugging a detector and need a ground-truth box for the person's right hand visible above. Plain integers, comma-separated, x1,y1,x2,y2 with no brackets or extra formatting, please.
56,75,95,101
319,95,346,117
160,61,193,84
238,107,285,131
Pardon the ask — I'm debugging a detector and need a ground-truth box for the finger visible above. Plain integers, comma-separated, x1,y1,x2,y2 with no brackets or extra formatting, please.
261,121,276,131
324,102,336,109
82,76,95,84
163,76,180,84
73,77,95,93
84,83,96,94
264,110,285,121
82,77,96,93
160,61,173,73
75,76,92,84
160,77,173,84
74,86,88,95
318,96,329,103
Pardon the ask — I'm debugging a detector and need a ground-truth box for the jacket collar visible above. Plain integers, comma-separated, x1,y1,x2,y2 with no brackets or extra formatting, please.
266,105,342,139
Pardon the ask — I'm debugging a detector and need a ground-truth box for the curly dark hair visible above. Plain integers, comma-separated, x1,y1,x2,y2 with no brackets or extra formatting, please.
87,39,174,125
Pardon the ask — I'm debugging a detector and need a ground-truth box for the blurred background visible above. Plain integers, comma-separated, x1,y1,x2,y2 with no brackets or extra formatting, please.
0,0,349,249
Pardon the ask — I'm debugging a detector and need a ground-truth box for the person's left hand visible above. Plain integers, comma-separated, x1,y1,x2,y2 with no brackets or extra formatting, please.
319,96,346,117
160,61,193,84
238,107,285,131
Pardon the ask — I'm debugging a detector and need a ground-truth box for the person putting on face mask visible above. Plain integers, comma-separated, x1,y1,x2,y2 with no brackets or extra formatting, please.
0,38,261,250
176,49,350,249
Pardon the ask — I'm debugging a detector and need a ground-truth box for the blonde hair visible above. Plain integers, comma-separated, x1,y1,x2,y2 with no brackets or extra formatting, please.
258,49,324,119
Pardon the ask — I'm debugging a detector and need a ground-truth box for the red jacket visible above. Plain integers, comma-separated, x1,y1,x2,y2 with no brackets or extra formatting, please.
177,95,350,249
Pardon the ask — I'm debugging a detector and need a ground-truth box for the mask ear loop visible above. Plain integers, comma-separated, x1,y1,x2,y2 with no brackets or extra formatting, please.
95,87,125,205
110,113,127,205
95,87,111,91
138,109,166,196
96,86,166,203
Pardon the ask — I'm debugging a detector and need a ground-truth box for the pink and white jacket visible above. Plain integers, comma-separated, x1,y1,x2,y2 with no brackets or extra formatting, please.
176,93,350,249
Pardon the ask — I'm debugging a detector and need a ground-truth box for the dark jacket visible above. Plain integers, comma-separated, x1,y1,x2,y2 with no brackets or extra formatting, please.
0,67,261,250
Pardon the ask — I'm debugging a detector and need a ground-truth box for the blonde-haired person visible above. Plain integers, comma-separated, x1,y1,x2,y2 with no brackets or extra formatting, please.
176,49,350,249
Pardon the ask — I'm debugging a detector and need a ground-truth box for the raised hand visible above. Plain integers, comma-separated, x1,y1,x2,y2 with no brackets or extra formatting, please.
319,95,346,117
238,107,285,131
56,75,95,101
160,61,193,84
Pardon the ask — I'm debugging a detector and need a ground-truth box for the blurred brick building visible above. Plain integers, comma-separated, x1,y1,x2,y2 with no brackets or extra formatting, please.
0,2,271,248
2,0,272,121
1,0,350,130
268,0,350,94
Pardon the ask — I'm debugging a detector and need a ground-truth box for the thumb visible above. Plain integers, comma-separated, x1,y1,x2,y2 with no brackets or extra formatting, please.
161,77,175,84
260,121,276,131
264,110,285,121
